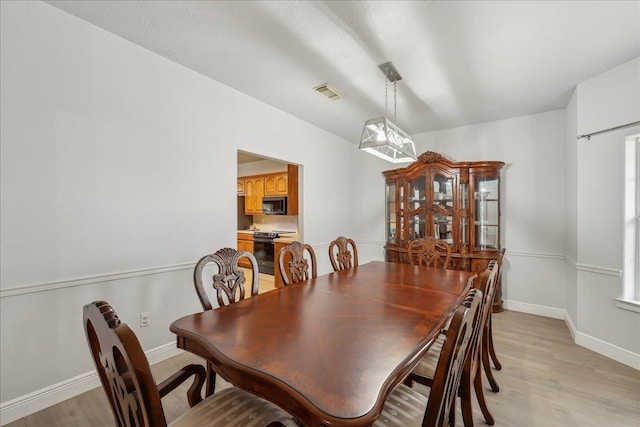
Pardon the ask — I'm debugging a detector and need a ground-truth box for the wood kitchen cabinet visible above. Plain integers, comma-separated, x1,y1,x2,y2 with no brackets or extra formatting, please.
264,172,288,196
383,151,506,311
244,177,264,215
237,233,254,268
239,164,299,215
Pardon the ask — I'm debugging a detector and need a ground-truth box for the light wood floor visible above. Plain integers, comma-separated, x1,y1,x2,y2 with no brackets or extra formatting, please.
7,310,639,426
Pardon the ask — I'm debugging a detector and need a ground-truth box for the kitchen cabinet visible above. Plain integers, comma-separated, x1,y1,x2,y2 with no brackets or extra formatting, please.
244,177,264,215
264,172,288,196
237,233,254,268
239,164,299,215
383,151,506,311
237,178,245,195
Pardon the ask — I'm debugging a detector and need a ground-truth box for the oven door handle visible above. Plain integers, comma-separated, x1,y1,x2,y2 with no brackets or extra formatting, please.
253,238,274,243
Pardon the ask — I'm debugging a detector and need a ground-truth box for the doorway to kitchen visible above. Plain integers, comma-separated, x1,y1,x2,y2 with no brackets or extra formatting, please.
237,150,302,292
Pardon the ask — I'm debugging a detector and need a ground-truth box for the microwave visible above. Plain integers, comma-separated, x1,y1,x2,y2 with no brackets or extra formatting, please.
262,196,287,215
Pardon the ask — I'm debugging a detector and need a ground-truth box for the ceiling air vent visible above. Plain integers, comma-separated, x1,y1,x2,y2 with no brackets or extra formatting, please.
313,83,342,101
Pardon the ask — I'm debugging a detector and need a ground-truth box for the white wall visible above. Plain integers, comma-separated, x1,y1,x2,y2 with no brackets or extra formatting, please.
412,110,567,314
0,2,387,419
572,58,640,361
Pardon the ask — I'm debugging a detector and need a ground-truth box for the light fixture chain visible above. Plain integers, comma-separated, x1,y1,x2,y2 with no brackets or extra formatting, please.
385,78,388,117
394,80,397,122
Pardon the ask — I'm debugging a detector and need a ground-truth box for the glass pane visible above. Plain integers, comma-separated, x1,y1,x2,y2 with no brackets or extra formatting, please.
475,177,499,250
460,183,468,245
475,225,499,249
408,176,426,211
434,212,453,244
433,173,454,206
386,183,396,244
408,214,426,241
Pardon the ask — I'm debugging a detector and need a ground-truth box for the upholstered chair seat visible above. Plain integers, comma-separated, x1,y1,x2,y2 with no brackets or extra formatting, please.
170,387,296,427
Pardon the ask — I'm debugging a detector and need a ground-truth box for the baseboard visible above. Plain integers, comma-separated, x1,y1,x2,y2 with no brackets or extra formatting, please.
506,301,639,370
0,342,181,426
503,299,566,319
574,330,640,370
564,311,577,340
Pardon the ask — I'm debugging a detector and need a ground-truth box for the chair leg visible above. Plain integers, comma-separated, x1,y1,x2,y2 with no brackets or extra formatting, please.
473,366,495,425
205,362,216,397
448,399,456,427
487,315,502,370
459,373,475,427
482,330,500,392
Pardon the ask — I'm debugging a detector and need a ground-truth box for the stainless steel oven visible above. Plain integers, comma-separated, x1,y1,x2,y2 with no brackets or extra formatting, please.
252,232,277,275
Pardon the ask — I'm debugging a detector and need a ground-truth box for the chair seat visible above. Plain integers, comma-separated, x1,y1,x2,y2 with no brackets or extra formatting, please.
170,387,296,427
411,333,445,380
373,384,429,427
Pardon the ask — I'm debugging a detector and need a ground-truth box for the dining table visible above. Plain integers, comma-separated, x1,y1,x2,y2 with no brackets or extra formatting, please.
170,260,476,427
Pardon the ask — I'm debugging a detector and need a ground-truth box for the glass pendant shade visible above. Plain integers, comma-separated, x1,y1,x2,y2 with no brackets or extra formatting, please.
359,116,417,163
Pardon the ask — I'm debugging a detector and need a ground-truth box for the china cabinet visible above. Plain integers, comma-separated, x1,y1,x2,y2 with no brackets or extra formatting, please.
383,151,506,311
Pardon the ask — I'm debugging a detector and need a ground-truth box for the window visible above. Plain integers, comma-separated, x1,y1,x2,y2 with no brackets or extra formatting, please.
618,134,640,312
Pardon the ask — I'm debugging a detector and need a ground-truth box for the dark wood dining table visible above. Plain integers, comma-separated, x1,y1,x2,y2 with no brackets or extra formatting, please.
170,261,476,427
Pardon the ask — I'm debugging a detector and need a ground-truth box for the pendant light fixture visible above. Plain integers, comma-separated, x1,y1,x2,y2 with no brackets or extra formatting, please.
359,61,417,163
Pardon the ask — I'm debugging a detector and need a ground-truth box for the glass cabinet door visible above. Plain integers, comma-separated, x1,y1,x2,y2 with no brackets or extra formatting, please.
474,177,499,250
407,175,427,241
460,182,469,250
386,182,397,244
431,172,455,245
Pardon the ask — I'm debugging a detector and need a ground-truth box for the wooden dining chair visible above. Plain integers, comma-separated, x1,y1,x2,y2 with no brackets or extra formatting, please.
193,247,260,310
408,237,452,269
278,241,317,285
407,261,499,427
482,249,506,394
374,288,482,427
193,247,259,395
83,301,296,427
328,236,359,272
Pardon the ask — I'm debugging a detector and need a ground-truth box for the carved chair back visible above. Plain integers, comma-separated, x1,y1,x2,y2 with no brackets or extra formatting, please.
464,261,498,377
423,288,482,426
84,301,169,427
328,236,359,272
278,241,317,285
194,248,260,311
408,237,452,269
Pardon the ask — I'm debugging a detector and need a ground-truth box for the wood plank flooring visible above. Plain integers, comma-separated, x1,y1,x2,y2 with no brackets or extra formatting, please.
6,310,639,426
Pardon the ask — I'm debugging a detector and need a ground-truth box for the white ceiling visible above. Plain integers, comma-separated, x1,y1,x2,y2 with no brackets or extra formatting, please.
47,1,639,144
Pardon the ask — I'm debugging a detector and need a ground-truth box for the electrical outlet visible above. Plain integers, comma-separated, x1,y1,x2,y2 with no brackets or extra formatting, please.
140,311,151,327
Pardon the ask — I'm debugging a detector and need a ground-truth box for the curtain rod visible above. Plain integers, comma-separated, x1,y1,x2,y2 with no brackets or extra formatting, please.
577,121,640,140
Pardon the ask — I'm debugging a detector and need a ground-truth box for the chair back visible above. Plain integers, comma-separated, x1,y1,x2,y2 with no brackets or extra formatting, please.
423,288,483,427
278,241,317,285
464,261,498,376
328,236,359,272
194,247,259,311
83,301,167,427
408,237,452,269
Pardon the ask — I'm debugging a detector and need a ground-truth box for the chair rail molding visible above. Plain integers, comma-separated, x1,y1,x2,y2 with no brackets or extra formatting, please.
0,262,196,298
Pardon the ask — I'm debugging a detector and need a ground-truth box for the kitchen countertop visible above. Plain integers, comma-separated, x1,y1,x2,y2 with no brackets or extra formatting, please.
237,230,299,243
274,233,298,243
